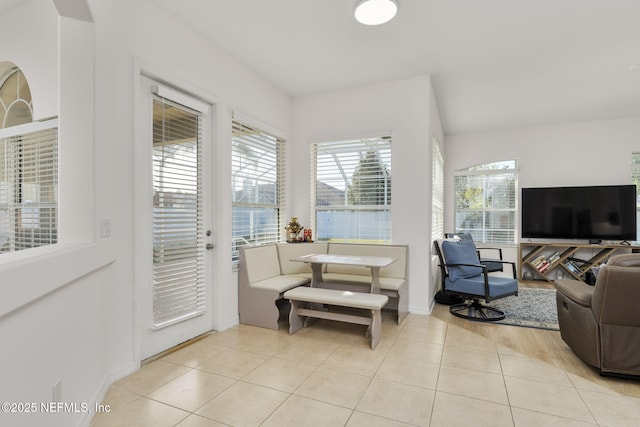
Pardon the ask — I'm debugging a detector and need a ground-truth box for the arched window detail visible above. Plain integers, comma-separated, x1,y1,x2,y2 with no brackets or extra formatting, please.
0,63,33,129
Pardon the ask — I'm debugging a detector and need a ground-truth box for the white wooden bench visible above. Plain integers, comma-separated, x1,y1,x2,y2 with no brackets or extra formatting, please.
238,242,407,330
283,287,389,349
238,245,312,329
321,243,408,325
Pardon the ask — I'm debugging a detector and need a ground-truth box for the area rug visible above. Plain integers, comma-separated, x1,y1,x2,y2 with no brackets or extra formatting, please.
490,287,559,331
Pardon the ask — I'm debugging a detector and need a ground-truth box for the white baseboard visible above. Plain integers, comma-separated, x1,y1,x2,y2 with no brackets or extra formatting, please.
408,305,431,315
216,315,240,332
75,361,138,427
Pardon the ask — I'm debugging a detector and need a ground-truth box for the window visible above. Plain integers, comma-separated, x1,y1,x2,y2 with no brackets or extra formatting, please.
0,64,57,255
311,135,391,242
231,119,285,264
0,65,32,128
632,153,640,239
0,122,58,253
432,137,444,242
454,160,517,245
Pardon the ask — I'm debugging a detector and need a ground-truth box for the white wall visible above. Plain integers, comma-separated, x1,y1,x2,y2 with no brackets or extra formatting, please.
0,0,58,120
444,116,640,262
90,0,291,337
291,75,443,314
0,1,291,426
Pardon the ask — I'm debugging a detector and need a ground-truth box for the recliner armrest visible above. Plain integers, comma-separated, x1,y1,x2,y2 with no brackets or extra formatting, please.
555,279,594,308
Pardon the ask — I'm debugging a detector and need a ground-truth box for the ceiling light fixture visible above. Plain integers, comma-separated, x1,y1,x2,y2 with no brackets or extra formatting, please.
354,0,398,26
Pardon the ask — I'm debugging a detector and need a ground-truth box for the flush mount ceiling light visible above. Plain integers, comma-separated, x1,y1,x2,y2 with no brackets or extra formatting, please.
354,0,398,26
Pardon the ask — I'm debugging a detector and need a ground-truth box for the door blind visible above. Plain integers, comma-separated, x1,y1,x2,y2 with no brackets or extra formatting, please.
0,122,58,253
152,96,205,329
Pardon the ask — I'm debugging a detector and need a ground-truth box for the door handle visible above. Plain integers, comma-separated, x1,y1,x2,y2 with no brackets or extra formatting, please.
206,243,214,250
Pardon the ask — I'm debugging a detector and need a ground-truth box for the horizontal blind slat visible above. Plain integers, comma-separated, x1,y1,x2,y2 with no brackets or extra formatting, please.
0,123,58,254
311,136,391,243
152,96,206,328
231,119,285,263
453,161,517,244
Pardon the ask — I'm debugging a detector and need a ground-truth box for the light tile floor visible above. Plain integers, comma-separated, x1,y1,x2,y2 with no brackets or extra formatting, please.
91,313,640,426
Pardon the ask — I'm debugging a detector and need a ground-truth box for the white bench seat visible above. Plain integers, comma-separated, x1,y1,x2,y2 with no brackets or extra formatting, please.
239,242,407,330
284,287,389,349
325,243,408,324
251,275,310,293
239,245,313,330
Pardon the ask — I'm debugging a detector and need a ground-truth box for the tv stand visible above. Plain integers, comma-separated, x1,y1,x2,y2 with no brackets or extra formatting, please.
519,242,640,285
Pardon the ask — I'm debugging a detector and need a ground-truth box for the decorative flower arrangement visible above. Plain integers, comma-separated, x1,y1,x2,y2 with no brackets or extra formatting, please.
284,217,313,242
285,217,304,242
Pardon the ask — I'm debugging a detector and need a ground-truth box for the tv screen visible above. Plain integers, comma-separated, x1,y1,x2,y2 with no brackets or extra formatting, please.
521,185,637,241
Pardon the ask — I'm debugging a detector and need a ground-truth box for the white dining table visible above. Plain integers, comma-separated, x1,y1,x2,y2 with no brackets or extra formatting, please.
290,253,397,294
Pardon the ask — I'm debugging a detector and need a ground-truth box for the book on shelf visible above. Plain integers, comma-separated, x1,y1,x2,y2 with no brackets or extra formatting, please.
533,253,548,263
539,262,552,273
529,251,561,273
530,255,545,267
564,261,582,275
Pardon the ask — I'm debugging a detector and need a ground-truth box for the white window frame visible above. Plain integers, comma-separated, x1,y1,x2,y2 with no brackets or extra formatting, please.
310,135,392,243
453,160,517,245
432,137,444,242
0,118,58,255
231,115,286,266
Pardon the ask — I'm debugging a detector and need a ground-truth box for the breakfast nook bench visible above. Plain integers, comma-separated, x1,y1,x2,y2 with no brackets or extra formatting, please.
284,287,389,349
238,242,408,330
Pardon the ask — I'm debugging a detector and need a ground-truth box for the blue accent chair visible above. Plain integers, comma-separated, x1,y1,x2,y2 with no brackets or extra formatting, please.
444,232,504,273
434,238,518,321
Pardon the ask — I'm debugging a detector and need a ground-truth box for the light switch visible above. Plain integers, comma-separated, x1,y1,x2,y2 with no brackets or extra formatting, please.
100,218,111,238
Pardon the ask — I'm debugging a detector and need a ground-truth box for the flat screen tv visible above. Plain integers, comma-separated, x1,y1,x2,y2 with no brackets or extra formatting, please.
521,184,637,242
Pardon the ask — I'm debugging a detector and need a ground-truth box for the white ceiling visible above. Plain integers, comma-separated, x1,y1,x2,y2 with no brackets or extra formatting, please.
149,0,640,135
5,0,640,134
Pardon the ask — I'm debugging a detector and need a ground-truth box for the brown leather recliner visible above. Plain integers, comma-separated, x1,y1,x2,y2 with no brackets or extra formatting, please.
555,253,640,377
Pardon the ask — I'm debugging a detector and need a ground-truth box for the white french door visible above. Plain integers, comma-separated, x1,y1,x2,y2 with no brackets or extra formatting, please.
137,76,214,360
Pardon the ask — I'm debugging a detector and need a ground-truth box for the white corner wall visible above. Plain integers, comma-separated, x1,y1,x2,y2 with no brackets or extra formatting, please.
291,75,444,315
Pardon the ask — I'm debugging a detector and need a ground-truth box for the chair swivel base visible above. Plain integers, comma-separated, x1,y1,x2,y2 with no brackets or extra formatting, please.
449,298,505,322
434,290,465,305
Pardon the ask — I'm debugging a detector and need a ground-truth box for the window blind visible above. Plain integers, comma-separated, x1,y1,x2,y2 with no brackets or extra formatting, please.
152,96,205,328
311,136,391,242
432,138,444,242
231,120,285,265
454,160,517,245
0,122,58,253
